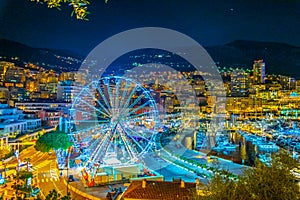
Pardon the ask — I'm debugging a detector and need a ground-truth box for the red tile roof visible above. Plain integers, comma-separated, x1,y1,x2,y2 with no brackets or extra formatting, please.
122,180,198,200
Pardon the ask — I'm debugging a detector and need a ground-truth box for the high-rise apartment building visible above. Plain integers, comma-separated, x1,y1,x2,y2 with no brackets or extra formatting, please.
57,81,81,102
253,60,265,84
230,69,249,96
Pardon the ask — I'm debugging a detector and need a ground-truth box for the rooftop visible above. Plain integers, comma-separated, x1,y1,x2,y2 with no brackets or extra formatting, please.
122,180,200,200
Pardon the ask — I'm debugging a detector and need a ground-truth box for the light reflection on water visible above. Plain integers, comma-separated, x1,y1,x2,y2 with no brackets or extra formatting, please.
193,131,278,166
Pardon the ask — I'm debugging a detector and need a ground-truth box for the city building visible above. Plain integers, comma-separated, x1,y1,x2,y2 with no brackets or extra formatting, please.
15,101,71,117
57,80,81,103
230,69,249,96
0,87,9,103
0,136,8,148
289,77,296,90
0,104,41,137
253,60,265,84
59,71,87,85
36,109,63,127
296,80,300,92
160,90,176,113
0,61,14,86
279,75,291,90
9,88,28,102
279,91,300,118
3,65,25,86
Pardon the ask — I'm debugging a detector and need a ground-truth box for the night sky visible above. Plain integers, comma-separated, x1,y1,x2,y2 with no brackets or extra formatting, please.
0,0,299,55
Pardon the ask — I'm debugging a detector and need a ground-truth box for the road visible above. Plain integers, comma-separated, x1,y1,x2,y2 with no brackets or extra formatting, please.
1,146,87,199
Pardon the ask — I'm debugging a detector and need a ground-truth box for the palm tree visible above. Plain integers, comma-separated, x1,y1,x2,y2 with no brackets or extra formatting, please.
24,157,31,172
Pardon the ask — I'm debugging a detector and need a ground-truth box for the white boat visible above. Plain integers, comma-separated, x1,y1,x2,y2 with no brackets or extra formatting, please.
222,142,237,150
212,141,237,152
258,154,272,166
257,142,279,151
212,146,224,152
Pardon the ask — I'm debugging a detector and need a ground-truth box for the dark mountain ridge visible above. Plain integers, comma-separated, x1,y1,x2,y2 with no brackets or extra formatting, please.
0,39,83,72
206,40,300,77
0,38,299,77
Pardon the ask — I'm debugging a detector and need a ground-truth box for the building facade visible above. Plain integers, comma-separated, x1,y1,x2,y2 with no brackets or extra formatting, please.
0,104,41,137
230,69,249,96
253,59,265,84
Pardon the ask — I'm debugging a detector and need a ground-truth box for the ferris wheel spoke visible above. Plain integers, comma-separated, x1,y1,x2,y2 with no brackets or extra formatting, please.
83,87,111,116
87,136,101,150
70,108,105,119
125,101,151,117
95,85,112,112
92,132,109,149
119,130,137,161
90,132,111,164
106,79,115,110
123,130,145,152
78,98,111,118
118,80,131,109
84,132,105,151
127,132,151,148
103,132,118,158
123,127,152,143
126,93,145,110
119,136,134,161
90,140,104,161
114,80,121,110
120,85,139,112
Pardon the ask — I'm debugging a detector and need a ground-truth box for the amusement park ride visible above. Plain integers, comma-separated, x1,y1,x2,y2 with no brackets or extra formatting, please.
67,76,161,186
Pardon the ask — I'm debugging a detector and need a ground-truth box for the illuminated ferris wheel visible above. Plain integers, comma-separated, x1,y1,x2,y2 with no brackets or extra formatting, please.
69,76,159,167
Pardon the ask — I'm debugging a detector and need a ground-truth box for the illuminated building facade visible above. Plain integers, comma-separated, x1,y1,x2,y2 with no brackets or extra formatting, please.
15,101,71,117
0,103,41,137
0,61,14,85
230,69,249,97
296,80,300,92
253,60,265,84
57,81,81,103
36,109,63,127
